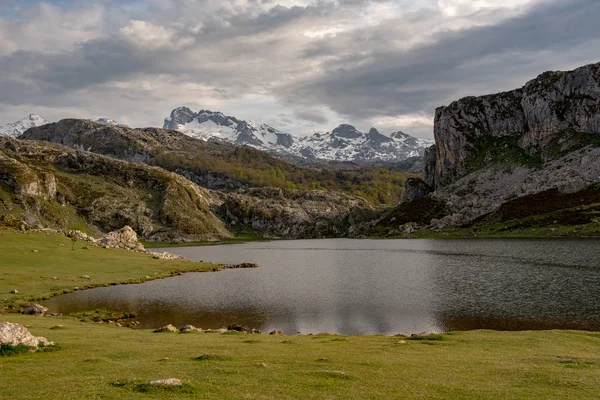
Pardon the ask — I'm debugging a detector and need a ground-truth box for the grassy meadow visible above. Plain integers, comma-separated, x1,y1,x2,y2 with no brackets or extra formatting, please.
1,228,600,399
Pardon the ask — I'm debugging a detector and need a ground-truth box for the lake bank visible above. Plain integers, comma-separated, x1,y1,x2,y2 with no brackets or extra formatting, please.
3,229,600,398
2,313,600,399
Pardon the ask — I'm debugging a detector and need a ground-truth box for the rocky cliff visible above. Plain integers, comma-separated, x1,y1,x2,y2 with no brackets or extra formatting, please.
221,187,377,239
392,62,600,233
428,62,600,189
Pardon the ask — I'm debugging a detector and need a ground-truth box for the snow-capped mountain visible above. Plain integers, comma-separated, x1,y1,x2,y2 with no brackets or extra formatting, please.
163,107,294,149
0,114,49,138
95,118,119,126
293,125,432,162
164,107,433,163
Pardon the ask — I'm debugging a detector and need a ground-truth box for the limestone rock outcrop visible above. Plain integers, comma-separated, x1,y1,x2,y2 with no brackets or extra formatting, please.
221,187,378,239
405,62,600,228
0,322,53,347
101,226,143,251
427,62,600,189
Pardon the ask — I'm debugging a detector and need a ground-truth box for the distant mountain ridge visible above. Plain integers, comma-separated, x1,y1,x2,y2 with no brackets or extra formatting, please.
163,107,433,163
0,114,49,138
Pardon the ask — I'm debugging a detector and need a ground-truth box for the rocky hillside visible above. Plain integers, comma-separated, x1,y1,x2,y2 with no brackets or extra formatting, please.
0,138,231,242
0,114,49,138
382,61,600,235
1,136,381,240
22,119,416,205
221,187,377,239
164,107,432,164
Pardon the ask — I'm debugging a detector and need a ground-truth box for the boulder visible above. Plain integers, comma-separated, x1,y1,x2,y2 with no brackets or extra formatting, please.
149,378,182,387
269,330,283,336
148,251,184,260
153,324,177,333
100,226,144,251
180,325,201,333
23,304,49,316
0,322,53,347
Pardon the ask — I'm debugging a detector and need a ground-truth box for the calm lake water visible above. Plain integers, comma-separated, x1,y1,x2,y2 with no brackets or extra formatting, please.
42,239,600,335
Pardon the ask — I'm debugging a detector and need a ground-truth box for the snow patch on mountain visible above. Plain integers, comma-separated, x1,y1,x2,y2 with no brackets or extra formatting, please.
0,114,49,138
164,107,433,163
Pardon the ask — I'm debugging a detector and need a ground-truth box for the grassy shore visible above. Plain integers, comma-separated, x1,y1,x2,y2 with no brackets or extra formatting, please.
2,229,600,399
0,228,217,309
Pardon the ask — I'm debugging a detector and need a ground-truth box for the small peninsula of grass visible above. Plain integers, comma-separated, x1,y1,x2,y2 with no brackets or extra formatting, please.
0,228,217,309
2,228,600,399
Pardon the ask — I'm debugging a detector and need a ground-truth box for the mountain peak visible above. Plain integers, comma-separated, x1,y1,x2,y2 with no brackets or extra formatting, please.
163,107,433,164
0,114,49,138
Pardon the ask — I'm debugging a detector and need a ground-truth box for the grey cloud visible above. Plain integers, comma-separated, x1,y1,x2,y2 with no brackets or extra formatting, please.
282,0,600,121
1,0,599,139
294,109,329,124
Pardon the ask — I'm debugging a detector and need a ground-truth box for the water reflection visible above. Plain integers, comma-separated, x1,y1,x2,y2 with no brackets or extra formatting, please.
42,238,600,335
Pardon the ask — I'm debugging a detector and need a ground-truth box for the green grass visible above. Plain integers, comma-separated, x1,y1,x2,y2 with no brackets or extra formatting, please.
3,229,600,398
2,315,600,399
0,228,218,309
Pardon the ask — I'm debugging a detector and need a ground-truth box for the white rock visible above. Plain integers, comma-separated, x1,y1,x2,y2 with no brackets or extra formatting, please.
0,322,53,347
149,378,182,386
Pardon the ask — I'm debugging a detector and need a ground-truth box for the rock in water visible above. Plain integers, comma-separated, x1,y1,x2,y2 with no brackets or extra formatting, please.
100,226,145,251
23,304,49,316
0,322,53,347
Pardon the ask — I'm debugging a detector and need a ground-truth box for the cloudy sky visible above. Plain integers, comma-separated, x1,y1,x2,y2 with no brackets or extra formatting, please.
0,0,598,138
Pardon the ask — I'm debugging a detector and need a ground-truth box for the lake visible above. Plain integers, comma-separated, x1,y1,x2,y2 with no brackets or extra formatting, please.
42,238,600,335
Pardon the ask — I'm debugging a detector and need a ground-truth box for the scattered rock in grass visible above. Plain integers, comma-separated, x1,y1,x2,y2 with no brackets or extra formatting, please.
154,324,177,333
59,244,65,247
149,252,184,260
149,378,182,387
316,358,328,362
31,250,38,253
256,363,267,368
269,330,283,336
81,246,89,250
51,277,58,280
80,275,90,279
10,289,18,294
321,370,348,378
0,322,53,347
23,304,49,316
180,325,201,333
49,325,66,330
396,340,407,344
